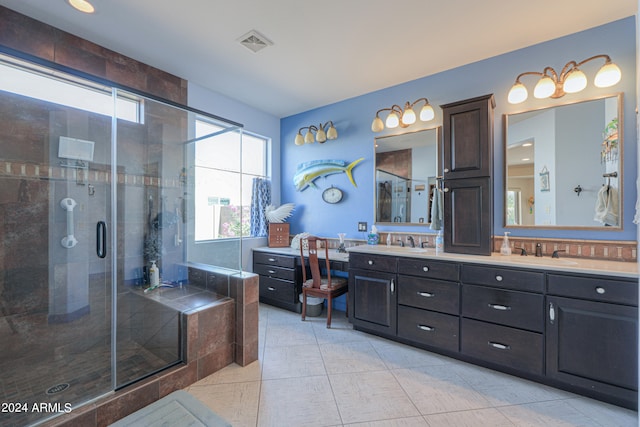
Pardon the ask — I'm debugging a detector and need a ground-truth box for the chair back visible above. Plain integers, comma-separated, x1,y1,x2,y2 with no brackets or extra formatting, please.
300,236,332,289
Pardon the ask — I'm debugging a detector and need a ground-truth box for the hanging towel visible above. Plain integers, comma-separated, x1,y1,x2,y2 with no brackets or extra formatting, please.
594,185,618,227
250,178,271,237
429,187,443,231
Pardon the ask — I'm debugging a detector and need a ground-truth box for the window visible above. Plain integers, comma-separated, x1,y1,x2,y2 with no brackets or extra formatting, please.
506,189,522,225
194,118,268,241
0,56,141,123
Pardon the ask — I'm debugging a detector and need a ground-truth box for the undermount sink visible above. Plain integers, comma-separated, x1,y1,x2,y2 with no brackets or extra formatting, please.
506,256,578,266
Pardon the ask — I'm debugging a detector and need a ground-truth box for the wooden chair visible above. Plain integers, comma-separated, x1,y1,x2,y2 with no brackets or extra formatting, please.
299,236,348,328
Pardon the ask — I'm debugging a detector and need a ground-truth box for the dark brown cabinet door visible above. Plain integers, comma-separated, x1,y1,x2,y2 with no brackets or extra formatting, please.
444,177,492,255
441,94,495,179
546,295,638,408
349,268,397,336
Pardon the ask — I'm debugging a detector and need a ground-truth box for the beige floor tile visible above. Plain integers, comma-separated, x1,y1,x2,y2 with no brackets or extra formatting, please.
264,320,317,348
320,341,388,374
344,416,429,426
330,370,421,424
261,343,327,379
185,381,260,427
564,397,638,427
424,407,515,426
369,339,452,370
497,400,603,426
190,360,262,385
392,365,491,414
257,375,342,427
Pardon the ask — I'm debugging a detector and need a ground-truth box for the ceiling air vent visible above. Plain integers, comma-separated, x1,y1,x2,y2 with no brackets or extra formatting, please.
237,30,273,53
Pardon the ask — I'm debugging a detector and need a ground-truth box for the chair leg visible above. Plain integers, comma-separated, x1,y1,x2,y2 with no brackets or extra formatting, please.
326,296,332,328
301,291,306,321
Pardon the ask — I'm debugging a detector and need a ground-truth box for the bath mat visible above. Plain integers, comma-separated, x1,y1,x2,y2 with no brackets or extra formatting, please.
109,390,231,426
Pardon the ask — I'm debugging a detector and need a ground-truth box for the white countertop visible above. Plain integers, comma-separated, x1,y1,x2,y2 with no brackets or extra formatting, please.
347,244,638,279
253,246,350,262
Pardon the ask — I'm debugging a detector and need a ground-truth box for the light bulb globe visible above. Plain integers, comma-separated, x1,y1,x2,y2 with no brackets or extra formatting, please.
401,108,416,125
508,83,528,104
371,117,384,132
533,76,556,99
294,132,304,146
563,69,587,93
419,104,435,121
594,62,622,88
386,112,400,129
326,125,338,140
304,130,314,144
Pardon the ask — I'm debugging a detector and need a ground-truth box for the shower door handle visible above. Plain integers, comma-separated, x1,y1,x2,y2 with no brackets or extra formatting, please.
96,221,106,258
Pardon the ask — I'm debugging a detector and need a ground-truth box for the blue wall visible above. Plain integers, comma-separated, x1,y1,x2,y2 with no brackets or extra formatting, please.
281,17,637,242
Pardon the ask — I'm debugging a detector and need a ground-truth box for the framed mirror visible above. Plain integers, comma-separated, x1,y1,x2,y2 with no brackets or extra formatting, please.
375,127,440,225
504,93,622,229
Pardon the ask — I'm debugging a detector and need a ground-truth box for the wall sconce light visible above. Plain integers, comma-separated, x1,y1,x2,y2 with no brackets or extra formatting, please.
371,98,435,132
507,54,622,104
294,121,338,145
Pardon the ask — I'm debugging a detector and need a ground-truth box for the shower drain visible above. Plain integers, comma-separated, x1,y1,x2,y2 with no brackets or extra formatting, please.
46,383,69,395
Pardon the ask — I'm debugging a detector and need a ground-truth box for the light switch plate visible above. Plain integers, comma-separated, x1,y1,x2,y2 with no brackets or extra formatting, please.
358,222,367,232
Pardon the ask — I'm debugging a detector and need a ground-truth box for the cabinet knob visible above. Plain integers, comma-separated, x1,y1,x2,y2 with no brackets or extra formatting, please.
443,187,449,193
368,260,374,265
596,286,606,294
444,168,449,173
422,266,429,272
495,275,503,282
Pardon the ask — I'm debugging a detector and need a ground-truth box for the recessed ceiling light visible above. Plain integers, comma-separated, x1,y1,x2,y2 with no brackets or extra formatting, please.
67,0,95,13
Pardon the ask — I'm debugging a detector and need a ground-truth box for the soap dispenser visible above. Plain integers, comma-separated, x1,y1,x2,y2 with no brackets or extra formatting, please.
500,232,512,256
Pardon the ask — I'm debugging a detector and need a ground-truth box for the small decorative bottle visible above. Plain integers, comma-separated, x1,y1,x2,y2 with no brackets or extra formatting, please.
149,261,159,287
337,233,347,253
435,230,443,255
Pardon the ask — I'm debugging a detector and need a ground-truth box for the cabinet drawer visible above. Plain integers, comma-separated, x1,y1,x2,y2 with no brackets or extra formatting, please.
259,276,298,303
462,285,543,332
547,274,638,306
398,257,459,281
461,264,544,293
398,276,460,315
349,253,397,273
254,252,296,268
461,318,543,375
254,264,296,281
398,305,459,353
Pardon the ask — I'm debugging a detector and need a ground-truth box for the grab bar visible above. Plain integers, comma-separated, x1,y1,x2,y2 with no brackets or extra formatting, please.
60,197,78,248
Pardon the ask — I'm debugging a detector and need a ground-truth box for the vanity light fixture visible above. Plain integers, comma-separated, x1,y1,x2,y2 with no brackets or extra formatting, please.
67,0,95,13
507,54,621,104
294,121,338,145
371,98,435,132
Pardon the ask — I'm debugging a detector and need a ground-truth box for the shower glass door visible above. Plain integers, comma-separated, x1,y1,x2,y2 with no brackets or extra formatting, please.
0,55,115,426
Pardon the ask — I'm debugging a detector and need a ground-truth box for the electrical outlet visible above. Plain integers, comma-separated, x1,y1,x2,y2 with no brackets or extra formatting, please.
358,221,367,232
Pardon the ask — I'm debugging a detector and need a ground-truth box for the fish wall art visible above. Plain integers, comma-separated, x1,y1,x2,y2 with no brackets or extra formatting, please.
293,158,364,191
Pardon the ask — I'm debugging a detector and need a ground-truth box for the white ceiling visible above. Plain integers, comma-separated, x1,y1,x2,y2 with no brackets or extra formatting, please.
1,1,636,118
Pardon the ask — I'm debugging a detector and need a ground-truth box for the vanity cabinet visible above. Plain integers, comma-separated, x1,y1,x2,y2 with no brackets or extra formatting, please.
460,264,545,375
441,94,495,255
349,253,397,336
396,258,460,352
546,273,638,408
253,251,302,312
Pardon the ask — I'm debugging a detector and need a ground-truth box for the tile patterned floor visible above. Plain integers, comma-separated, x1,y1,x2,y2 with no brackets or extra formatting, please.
185,304,638,427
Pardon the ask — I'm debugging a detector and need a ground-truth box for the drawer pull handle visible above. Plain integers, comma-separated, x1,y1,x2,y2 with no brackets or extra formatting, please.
267,270,276,274
390,279,395,294
549,302,555,324
488,303,511,311
267,286,276,291
596,286,606,294
417,291,435,298
268,258,276,262
418,324,434,331
368,260,374,265
488,341,510,350
422,266,430,272
495,275,503,282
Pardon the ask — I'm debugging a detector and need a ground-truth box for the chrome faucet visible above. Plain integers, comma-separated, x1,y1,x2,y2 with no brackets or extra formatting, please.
407,236,415,248
397,239,405,247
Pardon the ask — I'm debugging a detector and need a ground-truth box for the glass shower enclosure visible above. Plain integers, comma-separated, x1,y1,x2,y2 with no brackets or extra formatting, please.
0,53,242,426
